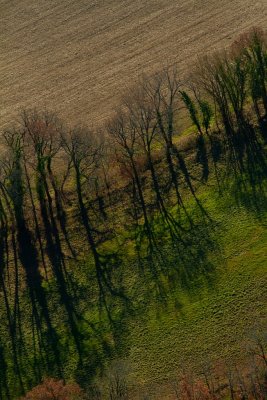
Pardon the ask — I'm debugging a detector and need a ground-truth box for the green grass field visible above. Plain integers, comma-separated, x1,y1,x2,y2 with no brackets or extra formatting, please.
124,183,267,396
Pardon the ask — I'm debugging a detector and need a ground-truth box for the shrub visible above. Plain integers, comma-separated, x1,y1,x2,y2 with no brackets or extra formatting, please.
20,378,86,400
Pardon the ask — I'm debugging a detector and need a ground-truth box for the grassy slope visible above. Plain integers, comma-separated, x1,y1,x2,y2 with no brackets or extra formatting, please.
2,142,266,399
108,172,267,397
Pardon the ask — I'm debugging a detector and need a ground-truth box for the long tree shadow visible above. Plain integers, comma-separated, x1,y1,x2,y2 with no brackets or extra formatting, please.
43,190,131,378
16,221,63,380
229,125,267,217
258,116,267,143
196,135,209,183
134,198,218,308
0,221,23,398
173,146,212,222
38,191,85,361
160,211,218,293
0,341,10,400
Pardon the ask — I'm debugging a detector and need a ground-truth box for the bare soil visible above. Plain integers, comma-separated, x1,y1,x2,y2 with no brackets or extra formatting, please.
1,0,266,129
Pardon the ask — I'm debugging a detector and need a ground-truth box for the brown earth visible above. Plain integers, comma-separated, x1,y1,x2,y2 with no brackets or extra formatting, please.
1,0,267,129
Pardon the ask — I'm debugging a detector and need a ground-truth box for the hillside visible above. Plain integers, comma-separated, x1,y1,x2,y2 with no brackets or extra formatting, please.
1,0,267,129
3,110,265,399
0,2,267,400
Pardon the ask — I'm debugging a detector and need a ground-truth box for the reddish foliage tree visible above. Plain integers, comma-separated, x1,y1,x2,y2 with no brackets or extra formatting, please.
20,378,85,400
177,374,217,400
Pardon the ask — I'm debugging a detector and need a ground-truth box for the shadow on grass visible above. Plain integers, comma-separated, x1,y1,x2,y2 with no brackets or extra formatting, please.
131,195,219,311
228,125,267,219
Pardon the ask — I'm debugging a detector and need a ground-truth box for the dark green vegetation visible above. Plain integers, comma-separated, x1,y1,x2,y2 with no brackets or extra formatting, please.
0,28,267,399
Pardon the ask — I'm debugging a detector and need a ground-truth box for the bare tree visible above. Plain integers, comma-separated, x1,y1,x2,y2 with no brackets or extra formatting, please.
22,110,83,358
106,360,130,400
241,28,267,117
107,109,154,251
197,53,234,139
125,82,186,238
144,69,203,213
22,110,75,258
142,68,183,206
